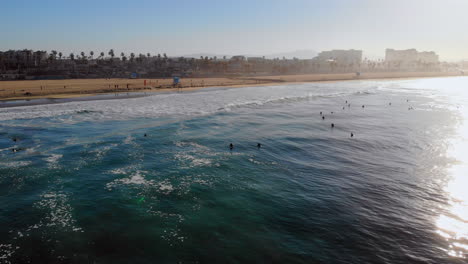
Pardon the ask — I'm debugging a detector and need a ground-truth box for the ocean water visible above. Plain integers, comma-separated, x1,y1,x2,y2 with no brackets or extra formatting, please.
0,77,467,263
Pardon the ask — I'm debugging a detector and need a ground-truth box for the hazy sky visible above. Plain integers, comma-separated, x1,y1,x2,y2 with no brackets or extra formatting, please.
2,0,468,60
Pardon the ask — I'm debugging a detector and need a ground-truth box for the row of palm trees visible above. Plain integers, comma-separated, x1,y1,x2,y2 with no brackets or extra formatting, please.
47,49,169,62
47,50,234,63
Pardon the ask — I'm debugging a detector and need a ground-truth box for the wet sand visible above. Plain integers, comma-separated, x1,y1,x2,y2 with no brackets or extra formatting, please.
0,72,461,101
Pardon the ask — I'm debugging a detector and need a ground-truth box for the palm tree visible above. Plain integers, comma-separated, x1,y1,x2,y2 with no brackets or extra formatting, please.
100,52,104,59
147,53,151,58
58,52,62,60
70,53,75,60
48,50,57,64
163,53,167,59
80,52,85,59
130,53,135,62
90,51,94,59
108,49,115,60
120,52,125,59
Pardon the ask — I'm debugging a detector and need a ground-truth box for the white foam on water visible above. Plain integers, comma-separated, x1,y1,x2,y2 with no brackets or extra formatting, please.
158,180,174,194
25,146,40,154
71,143,118,171
0,161,32,168
1,191,83,263
106,170,176,195
123,135,134,145
87,143,119,162
108,168,127,175
109,171,150,186
0,244,15,263
0,147,13,153
161,227,186,245
44,154,63,168
175,141,210,151
173,141,222,168
0,81,383,123
106,170,154,190
123,173,148,185
106,164,142,176
34,192,82,231
174,153,213,168
248,158,263,165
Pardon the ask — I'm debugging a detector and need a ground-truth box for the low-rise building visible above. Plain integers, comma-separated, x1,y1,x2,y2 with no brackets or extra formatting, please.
313,49,362,65
247,57,264,62
417,51,439,64
385,49,418,62
385,48,439,70
385,49,439,64
230,55,246,61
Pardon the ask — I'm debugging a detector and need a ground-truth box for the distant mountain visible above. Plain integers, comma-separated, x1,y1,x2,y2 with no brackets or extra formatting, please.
180,49,318,60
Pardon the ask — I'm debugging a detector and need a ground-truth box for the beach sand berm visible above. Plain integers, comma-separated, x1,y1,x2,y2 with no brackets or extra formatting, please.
0,72,461,101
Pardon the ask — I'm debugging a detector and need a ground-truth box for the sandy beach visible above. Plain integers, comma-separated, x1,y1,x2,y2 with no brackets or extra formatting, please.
0,71,461,101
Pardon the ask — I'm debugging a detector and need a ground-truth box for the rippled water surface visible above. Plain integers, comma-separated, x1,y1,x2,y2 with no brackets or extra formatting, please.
0,77,467,263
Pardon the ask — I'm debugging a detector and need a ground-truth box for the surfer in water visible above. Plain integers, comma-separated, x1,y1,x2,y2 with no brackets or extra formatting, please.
331,123,335,128
11,147,24,153
229,143,234,150
351,132,354,137
322,116,325,120
257,143,262,148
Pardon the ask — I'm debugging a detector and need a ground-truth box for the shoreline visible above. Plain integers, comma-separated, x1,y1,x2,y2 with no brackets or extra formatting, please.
0,72,463,104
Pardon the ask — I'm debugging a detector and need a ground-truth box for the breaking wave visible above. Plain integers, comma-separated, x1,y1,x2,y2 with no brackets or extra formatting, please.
0,82,380,123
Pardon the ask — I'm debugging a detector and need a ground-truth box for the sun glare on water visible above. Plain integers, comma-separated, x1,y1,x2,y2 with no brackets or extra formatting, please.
435,79,468,259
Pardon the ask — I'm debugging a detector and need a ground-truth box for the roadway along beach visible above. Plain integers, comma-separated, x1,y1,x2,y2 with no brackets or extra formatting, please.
0,71,462,101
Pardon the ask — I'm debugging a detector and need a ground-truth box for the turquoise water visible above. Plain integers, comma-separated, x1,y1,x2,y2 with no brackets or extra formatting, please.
1,78,467,263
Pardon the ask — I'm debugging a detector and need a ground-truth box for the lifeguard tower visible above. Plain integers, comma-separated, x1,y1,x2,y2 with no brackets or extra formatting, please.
173,76,181,88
